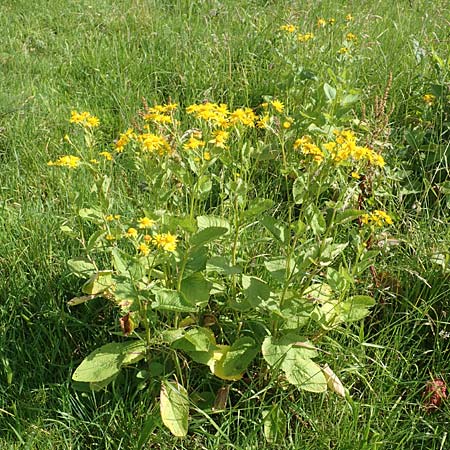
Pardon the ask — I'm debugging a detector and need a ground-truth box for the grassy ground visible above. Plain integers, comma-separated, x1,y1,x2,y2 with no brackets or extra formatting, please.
1,0,449,448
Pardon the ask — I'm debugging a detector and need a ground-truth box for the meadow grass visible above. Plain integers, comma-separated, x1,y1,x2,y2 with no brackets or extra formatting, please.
1,0,449,448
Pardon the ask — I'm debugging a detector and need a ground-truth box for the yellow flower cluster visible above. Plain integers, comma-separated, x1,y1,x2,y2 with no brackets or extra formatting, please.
361,210,393,227
297,33,314,43
153,232,178,252
47,155,81,168
279,24,296,33
137,131,171,155
143,103,178,124
69,111,100,128
115,128,136,152
294,130,385,168
186,102,230,127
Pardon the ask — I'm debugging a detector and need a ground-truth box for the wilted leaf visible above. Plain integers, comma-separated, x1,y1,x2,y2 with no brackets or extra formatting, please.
322,364,346,397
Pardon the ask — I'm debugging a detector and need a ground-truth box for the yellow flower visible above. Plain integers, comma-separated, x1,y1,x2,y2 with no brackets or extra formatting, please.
138,217,155,229
99,151,113,161
328,18,336,25
317,18,327,27
423,94,436,105
338,47,349,54
105,215,115,221
280,24,297,33
345,14,354,21
69,111,100,128
89,159,99,164
115,128,135,152
105,234,115,241
203,151,211,161
297,32,314,43
209,130,229,148
138,132,171,155
361,210,393,227
153,232,178,252
270,100,284,113
229,107,257,127
126,228,138,238
47,155,81,168
346,32,357,42
138,243,150,256
256,114,270,129
183,136,205,150
283,117,294,129
351,172,360,179
143,234,152,242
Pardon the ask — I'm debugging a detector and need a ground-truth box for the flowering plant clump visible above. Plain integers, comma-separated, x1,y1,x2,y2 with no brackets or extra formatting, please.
52,93,393,438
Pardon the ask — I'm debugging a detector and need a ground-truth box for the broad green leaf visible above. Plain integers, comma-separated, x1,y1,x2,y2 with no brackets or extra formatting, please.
242,275,271,307
282,354,327,392
264,257,297,282
172,327,216,365
152,287,197,312
160,381,189,437
320,242,348,266
82,271,113,295
277,296,314,331
86,229,106,252
293,174,308,204
197,174,212,198
262,334,318,368
304,204,326,236
261,216,287,244
335,209,362,225
323,83,336,102
184,246,208,274
113,281,140,312
206,256,242,275
180,273,212,308
340,295,375,322
214,337,259,379
73,342,128,383
67,258,96,278
162,328,187,344
197,215,230,232
242,199,274,218
121,341,146,365
190,227,228,247
262,404,287,444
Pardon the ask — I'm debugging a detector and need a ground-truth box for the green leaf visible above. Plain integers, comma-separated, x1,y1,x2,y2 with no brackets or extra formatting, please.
197,174,212,198
264,258,297,282
180,273,212,308
216,337,258,377
82,271,113,295
282,354,327,392
72,341,139,383
160,381,189,437
172,327,217,365
335,209,362,225
293,174,308,204
340,295,375,322
242,275,271,307
152,287,197,312
197,215,230,232
206,256,242,275
261,216,287,244
262,404,287,444
86,229,106,252
305,204,326,236
184,246,208,274
323,83,336,102
190,227,228,247
262,334,318,368
242,199,274,218
67,258,96,278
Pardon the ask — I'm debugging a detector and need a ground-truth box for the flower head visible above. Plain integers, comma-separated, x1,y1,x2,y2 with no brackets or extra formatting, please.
153,232,178,252
138,217,155,228
47,155,81,168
